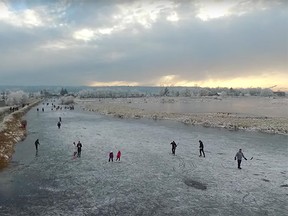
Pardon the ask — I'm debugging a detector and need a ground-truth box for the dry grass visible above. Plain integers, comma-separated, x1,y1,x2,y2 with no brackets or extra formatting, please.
0,114,26,169
0,100,41,169
77,98,288,136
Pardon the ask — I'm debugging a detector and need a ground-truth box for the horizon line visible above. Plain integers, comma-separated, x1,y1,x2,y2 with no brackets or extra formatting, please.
0,84,287,91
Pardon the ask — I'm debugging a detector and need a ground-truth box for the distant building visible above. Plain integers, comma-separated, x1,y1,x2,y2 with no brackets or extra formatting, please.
273,91,286,97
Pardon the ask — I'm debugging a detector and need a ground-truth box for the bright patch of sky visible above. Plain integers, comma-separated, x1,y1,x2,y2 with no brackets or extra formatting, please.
196,1,234,21
0,2,43,27
89,81,140,87
0,0,287,91
73,28,95,41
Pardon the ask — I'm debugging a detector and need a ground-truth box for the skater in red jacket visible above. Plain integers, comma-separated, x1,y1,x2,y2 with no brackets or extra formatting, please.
116,151,121,161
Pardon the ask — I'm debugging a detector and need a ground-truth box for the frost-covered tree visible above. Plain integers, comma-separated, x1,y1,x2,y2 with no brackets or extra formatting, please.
249,88,261,96
5,91,29,106
170,90,180,97
78,89,92,98
60,88,68,96
78,88,146,98
199,88,210,96
1,91,6,100
220,91,228,97
160,87,169,96
32,91,42,98
180,89,191,97
260,88,274,97
60,96,75,105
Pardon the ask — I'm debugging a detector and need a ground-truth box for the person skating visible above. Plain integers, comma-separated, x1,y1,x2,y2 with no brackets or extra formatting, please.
57,121,61,129
199,140,205,157
116,151,121,161
77,141,82,157
35,139,40,151
234,149,247,169
109,151,114,162
73,142,77,158
59,117,62,122
170,141,177,155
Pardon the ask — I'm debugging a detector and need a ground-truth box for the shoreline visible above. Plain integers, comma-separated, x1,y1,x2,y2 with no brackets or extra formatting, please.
76,97,288,136
0,100,41,169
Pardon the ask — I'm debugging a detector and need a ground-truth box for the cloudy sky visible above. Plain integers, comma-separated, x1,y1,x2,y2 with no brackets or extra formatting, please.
0,0,287,90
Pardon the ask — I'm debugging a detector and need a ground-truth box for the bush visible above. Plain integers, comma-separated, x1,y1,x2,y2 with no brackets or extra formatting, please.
60,96,75,105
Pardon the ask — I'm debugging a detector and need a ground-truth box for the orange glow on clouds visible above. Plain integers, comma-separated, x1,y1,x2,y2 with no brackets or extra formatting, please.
89,81,139,87
88,73,288,91
155,73,288,91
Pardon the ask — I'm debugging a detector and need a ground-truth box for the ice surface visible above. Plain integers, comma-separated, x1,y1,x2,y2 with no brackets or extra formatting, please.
0,103,287,216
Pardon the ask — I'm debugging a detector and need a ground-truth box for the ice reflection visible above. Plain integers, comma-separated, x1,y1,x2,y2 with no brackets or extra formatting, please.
0,105,287,216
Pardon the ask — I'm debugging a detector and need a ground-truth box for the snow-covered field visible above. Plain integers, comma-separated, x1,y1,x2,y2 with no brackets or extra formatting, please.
0,102,287,216
76,96,288,135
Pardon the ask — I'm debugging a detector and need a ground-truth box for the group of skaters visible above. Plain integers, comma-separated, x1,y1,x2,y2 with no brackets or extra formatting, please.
34,101,247,168
109,150,121,162
170,140,248,169
9,106,20,112
35,137,123,162
37,102,74,113
170,140,205,157
36,108,45,112
35,139,83,158
35,136,247,168
72,145,122,162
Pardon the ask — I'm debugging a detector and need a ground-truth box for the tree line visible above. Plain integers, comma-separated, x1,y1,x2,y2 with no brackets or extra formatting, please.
0,86,285,106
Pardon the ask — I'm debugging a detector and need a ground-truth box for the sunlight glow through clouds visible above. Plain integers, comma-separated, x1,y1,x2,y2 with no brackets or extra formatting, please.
98,28,114,35
155,73,288,90
114,0,178,29
0,2,10,19
73,29,95,41
22,9,42,27
157,75,179,86
73,27,115,41
167,12,179,22
89,81,139,87
0,2,42,27
198,74,288,89
71,2,179,42
196,1,235,21
0,0,286,88
194,0,274,21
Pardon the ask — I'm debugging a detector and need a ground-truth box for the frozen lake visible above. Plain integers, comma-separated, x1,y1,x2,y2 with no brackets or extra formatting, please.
0,104,287,216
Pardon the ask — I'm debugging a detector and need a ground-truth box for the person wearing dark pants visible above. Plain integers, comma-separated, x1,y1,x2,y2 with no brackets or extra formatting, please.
170,141,177,155
77,141,82,157
199,140,205,157
234,149,247,169
109,151,114,162
35,139,40,151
